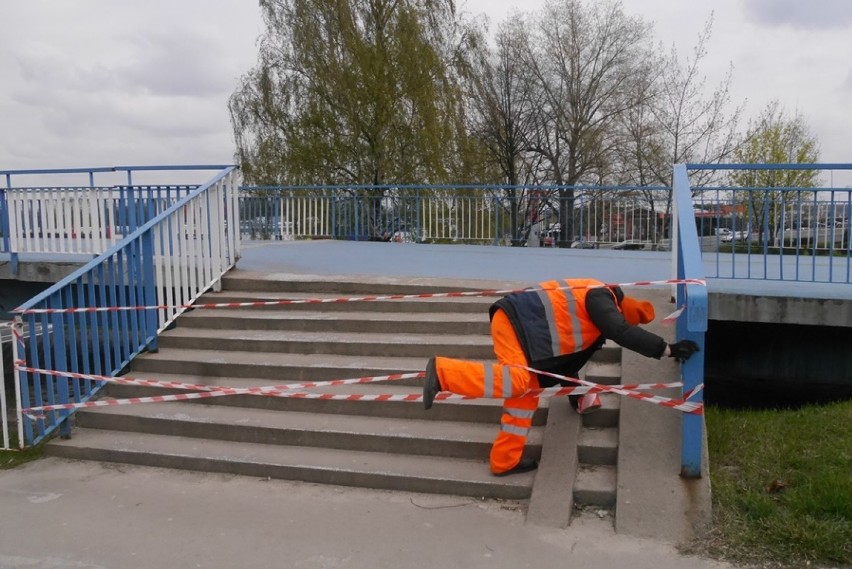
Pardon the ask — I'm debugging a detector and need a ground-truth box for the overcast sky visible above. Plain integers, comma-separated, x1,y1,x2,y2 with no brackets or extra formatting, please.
2,0,851,186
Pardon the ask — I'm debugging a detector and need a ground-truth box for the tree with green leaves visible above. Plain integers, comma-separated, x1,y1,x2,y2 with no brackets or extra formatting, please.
729,100,820,246
229,0,480,187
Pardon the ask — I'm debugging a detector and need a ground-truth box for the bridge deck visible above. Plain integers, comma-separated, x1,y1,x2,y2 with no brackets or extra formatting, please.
236,240,850,301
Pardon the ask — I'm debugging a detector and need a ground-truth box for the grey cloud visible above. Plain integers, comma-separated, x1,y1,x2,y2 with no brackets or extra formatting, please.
12,28,234,100
742,0,852,28
115,31,235,98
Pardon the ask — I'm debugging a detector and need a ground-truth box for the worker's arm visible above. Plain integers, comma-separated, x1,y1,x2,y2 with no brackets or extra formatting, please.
585,288,668,359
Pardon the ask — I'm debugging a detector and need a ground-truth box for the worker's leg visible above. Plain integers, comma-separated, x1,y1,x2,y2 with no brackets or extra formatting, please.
433,358,533,398
489,309,541,475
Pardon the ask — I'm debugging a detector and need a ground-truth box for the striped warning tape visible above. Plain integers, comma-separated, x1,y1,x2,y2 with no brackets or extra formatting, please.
12,278,706,315
513,364,703,414
15,365,422,395
19,362,689,417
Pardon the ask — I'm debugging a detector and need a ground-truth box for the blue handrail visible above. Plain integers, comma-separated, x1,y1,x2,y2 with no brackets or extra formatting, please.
11,165,239,446
673,164,708,477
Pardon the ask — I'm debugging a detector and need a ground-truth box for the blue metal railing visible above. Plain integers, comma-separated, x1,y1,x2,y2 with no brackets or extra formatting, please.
9,165,239,447
687,163,852,285
672,165,708,477
238,184,674,247
674,162,852,476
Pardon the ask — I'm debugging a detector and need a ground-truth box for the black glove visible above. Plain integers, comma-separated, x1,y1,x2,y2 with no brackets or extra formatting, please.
669,340,699,362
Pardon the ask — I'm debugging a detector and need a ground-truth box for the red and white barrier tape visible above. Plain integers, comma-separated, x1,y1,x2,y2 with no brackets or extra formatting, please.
13,278,706,315
514,364,703,414
19,361,689,417
16,365,421,395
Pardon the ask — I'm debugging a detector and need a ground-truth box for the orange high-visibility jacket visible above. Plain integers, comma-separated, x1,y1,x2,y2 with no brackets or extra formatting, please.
489,278,614,366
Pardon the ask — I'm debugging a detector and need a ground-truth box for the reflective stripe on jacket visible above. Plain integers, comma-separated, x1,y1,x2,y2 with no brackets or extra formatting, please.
490,278,616,364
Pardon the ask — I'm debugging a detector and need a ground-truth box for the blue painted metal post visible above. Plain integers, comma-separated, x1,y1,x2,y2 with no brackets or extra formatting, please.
2,178,17,274
673,164,708,478
330,189,337,240
51,307,73,439
677,281,707,478
415,189,421,242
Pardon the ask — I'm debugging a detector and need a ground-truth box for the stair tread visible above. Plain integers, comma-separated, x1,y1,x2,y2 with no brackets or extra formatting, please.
78,401,543,445
200,289,496,305
160,327,493,346
584,360,622,377
133,349,435,369
49,429,535,488
578,427,619,449
574,464,617,491
184,308,490,322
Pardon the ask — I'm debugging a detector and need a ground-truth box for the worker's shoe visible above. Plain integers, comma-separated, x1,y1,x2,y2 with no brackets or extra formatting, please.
423,357,441,410
493,458,539,477
576,393,602,414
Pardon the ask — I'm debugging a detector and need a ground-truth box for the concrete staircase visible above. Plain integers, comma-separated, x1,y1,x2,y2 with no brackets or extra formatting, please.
46,271,625,512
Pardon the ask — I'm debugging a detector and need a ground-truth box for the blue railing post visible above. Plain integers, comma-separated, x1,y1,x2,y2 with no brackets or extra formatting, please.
415,188,421,242
673,164,708,478
330,189,337,239
2,178,18,274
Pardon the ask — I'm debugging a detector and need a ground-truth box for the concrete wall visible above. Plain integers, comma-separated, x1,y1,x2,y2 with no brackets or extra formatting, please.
709,292,852,328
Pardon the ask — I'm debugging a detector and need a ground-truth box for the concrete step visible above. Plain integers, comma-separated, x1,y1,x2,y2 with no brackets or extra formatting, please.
220,273,513,296
573,464,617,509
102,372,548,425
178,308,491,335
580,393,620,429
156,328,495,359
588,343,621,365
207,283,500,315
45,429,536,500
577,427,618,465
584,361,622,385
129,348,434,382
73,401,543,460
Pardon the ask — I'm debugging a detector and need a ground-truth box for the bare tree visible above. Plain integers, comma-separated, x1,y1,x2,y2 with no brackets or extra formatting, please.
615,15,744,241
630,15,743,195
467,17,543,242
519,0,655,245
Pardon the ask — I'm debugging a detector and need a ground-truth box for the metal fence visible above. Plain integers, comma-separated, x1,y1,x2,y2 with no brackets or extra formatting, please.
3,185,198,256
238,185,675,249
693,184,851,283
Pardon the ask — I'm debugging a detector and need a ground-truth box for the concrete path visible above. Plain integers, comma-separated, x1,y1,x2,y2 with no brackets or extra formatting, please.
0,458,738,569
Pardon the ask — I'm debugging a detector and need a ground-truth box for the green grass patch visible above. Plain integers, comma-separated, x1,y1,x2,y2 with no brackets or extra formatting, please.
700,400,852,567
0,435,46,470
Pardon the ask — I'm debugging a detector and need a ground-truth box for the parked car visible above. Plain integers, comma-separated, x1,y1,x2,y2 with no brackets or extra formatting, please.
720,230,750,243
538,224,561,247
612,239,645,250
570,239,599,249
379,219,418,243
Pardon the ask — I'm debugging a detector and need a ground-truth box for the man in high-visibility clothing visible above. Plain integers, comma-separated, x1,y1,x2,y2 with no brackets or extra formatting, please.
422,278,699,476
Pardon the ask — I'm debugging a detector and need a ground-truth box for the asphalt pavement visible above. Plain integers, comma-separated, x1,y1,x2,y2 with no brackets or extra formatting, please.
0,458,738,569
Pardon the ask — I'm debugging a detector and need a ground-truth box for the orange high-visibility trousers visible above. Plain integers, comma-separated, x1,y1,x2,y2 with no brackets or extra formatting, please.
435,309,540,474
